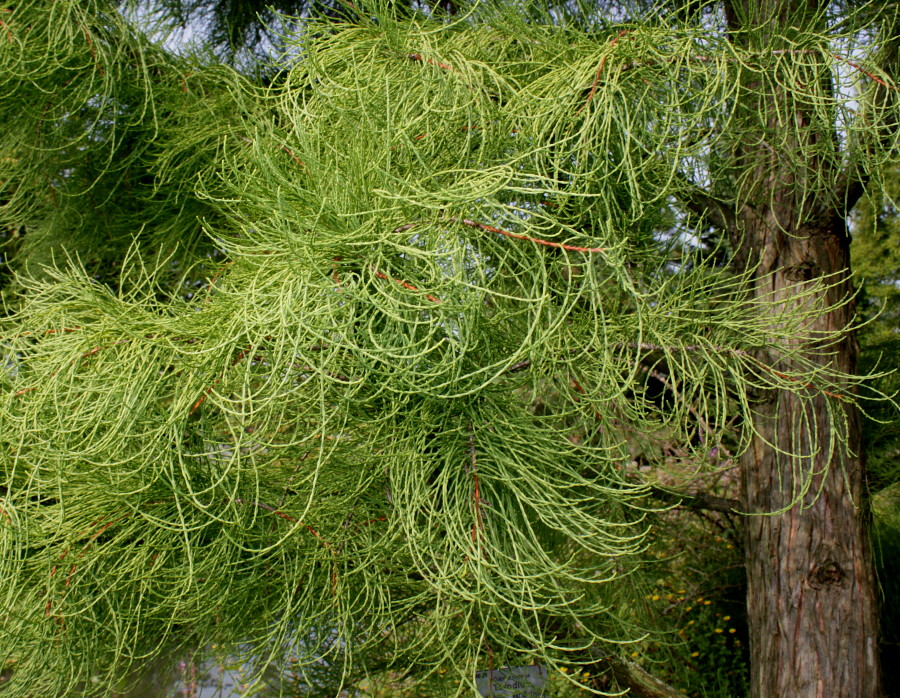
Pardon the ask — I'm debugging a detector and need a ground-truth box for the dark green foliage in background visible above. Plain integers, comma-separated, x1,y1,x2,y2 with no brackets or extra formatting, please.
853,168,900,698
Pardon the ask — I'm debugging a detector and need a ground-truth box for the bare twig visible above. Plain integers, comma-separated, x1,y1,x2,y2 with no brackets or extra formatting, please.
648,485,740,513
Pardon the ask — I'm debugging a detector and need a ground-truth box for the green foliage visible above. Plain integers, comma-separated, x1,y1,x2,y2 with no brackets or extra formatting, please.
0,0,244,306
854,165,900,695
641,517,748,698
853,167,900,490
1,1,898,696
873,485,900,698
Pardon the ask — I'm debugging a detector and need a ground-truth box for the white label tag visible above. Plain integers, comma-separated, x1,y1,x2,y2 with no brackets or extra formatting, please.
475,665,548,697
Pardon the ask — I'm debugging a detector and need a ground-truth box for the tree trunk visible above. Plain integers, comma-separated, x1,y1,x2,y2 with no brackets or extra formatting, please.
722,0,884,695
736,212,882,697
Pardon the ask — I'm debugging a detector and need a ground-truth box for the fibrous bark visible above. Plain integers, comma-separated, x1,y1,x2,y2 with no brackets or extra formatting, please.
721,0,885,693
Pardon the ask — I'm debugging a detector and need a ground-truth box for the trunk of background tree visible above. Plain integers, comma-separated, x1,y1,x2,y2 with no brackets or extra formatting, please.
724,0,884,694
736,214,882,697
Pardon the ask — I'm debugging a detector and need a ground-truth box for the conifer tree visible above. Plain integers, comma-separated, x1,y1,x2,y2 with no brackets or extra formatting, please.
1,1,897,695
853,165,900,491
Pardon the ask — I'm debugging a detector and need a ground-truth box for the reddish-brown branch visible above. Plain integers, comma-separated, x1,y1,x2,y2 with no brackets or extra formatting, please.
279,143,306,168
50,514,131,576
471,471,482,545
7,327,82,339
358,515,388,527
468,427,485,560
372,269,442,303
81,26,104,76
578,30,630,116
392,218,604,253
191,343,254,413
332,256,343,291
450,217,605,254
748,357,850,402
14,338,130,397
46,173,58,208
390,129,444,150
237,136,305,169
190,390,211,412
0,19,13,44
570,377,604,422
832,54,899,93
234,499,334,550
204,260,234,302
330,256,441,302
407,52,456,72
391,125,489,150
47,512,132,621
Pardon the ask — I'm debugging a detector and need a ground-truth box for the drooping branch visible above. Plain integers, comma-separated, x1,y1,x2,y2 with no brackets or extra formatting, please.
392,218,606,254
837,22,900,215
590,654,690,698
675,175,738,234
647,486,740,514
